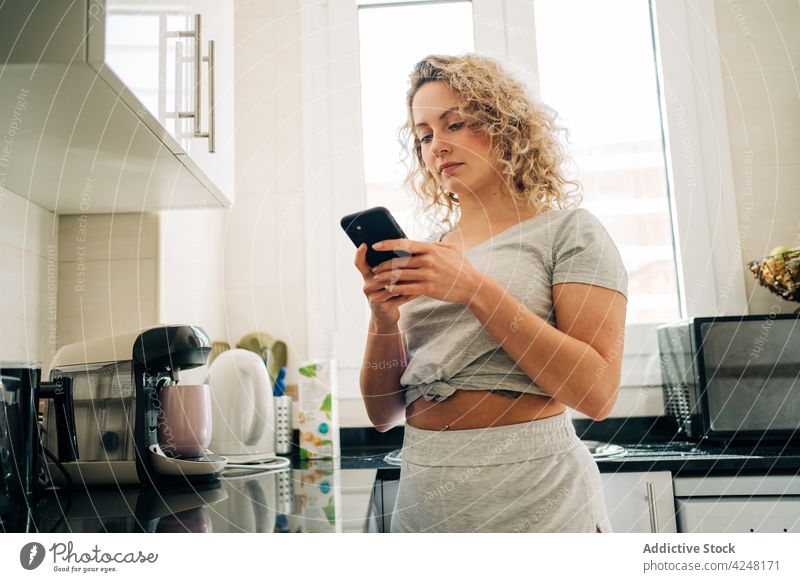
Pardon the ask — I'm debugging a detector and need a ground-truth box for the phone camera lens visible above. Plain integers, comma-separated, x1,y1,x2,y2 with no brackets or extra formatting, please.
356,225,362,230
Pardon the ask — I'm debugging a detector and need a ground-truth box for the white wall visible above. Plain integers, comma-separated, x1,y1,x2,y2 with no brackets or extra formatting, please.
0,189,57,366
57,213,159,348
714,0,800,316
56,210,226,354
225,0,307,384
159,208,226,341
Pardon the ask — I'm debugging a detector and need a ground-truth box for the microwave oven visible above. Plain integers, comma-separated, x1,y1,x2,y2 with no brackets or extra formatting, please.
657,314,800,444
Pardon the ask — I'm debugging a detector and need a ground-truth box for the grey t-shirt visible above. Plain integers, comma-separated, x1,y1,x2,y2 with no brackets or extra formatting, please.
397,207,628,406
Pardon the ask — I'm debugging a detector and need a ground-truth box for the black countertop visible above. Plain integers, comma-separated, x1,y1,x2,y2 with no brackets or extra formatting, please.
9,453,391,533
342,415,800,476
5,417,800,533
20,461,378,534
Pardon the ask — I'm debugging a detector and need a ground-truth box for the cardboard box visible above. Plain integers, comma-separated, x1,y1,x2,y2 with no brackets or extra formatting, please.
297,359,340,459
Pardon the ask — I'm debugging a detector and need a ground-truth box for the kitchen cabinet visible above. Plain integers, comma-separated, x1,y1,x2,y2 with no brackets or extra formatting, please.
0,0,234,213
339,469,377,533
674,475,800,533
601,471,677,533
368,476,399,533
102,0,234,203
370,469,678,533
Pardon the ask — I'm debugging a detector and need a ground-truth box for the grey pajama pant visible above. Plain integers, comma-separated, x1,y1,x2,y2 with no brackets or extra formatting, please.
389,411,612,533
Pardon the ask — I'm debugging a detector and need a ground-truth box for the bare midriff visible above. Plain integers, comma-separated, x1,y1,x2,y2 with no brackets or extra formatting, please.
405,388,566,431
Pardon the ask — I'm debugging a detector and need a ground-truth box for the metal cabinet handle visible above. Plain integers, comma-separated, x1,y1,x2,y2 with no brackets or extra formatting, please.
174,14,214,152
646,481,659,533
199,39,215,152
173,40,186,137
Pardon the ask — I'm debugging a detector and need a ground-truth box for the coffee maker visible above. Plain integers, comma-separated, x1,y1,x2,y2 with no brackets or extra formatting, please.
40,325,227,488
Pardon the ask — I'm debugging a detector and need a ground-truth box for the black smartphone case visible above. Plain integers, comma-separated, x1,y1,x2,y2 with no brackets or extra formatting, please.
340,206,412,267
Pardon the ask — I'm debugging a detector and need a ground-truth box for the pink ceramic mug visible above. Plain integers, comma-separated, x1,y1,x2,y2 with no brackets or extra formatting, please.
156,507,212,533
158,384,212,458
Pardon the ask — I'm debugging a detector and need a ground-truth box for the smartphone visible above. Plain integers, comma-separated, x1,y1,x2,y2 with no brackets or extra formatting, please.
340,206,412,268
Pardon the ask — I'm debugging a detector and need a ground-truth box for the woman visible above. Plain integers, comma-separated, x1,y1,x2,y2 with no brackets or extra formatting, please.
353,54,628,533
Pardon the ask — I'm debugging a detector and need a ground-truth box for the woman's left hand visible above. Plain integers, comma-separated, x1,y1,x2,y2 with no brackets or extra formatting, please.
370,239,483,306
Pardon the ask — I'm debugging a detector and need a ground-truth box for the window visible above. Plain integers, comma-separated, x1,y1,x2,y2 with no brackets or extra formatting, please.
357,0,474,241
532,0,680,324
356,0,680,325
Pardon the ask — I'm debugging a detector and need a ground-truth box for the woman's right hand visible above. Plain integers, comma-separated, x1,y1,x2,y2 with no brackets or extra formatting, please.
354,243,418,328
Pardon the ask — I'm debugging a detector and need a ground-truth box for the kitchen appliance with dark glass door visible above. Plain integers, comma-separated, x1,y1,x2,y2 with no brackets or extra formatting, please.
658,314,800,444
0,364,41,531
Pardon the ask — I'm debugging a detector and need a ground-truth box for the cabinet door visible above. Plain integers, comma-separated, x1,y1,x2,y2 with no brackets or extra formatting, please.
103,0,234,204
339,469,378,533
104,0,191,147
366,478,401,533
182,0,235,204
374,472,678,533
676,497,800,533
601,471,677,533
674,475,800,533
381,479,399,533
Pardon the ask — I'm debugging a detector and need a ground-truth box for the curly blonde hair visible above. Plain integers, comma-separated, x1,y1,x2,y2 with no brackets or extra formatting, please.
399,54,582,229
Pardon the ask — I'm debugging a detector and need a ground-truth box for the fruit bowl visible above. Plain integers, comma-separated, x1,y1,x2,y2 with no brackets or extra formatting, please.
747,249,800,311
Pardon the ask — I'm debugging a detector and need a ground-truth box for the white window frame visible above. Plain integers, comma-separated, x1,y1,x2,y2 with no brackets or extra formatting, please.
300,0,746,403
